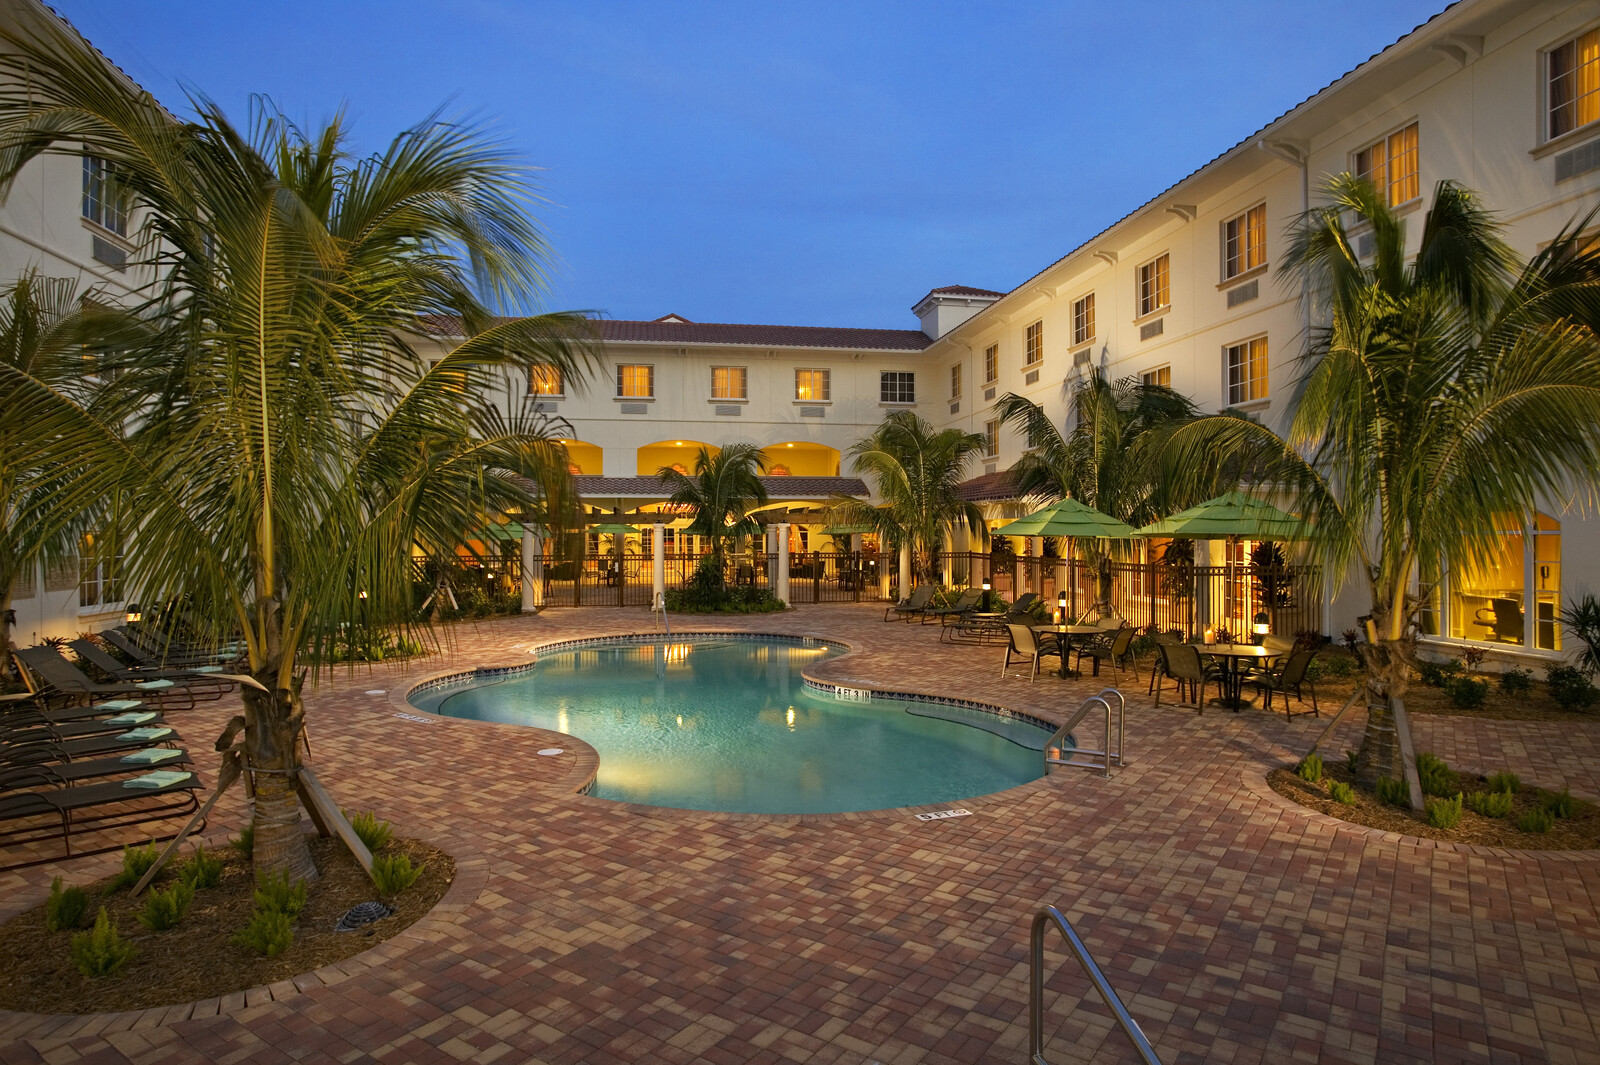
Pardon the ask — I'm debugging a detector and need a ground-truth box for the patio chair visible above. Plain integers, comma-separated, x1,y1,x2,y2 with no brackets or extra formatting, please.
69,639,235,694
1000,623,1061,682
1073,625,1139,682
1,726,182,769
2,707,167,746
1248,648,1320,719
12,646,206,710
1154,642,1223,712
1005,592,1039,619
101,627,236,668
883,585,936,622
0,769,203,869
924,588,982,625
1,748,191,792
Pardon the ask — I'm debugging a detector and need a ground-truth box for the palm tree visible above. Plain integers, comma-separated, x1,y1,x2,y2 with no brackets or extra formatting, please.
994,369,1202,613
657,444,768,584
834,410,987,585
1165,176,1600,796
0,19,595,880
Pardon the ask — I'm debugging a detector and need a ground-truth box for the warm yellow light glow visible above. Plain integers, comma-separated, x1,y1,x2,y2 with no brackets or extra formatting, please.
786,706,796,731
676,714,684,727
786,443,794,447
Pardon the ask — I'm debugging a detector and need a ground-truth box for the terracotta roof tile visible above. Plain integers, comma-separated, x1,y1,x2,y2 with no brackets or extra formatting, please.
595,319,930,352
575,475,869,499
957,469,1022,502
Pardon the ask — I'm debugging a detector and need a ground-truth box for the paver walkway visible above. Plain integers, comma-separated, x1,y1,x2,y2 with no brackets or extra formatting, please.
2,604,1597,1065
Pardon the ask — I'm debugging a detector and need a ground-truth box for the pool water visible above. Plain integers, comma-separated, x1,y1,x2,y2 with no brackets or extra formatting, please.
410,636,1050,814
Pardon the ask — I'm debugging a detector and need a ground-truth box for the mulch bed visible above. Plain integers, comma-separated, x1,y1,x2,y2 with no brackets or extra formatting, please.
1268,762,1600,850
0,835,453,1014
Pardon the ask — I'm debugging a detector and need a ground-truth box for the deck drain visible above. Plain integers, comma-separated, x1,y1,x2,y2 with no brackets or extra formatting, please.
537,748,564,756
335,901,394,932
365,689,385,695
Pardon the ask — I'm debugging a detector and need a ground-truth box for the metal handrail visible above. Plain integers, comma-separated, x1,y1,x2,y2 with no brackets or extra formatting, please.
1043,687,1125,778
1030,906,1164,1065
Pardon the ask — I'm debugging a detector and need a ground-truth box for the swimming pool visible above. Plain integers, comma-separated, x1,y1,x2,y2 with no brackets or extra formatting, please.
409,635,1053,814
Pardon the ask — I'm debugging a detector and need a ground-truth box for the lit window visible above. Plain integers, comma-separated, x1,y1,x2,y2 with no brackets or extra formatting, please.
711,365,747,399
1223,204,1267,279
1137,254,1170,317
795,368,830,401
528,365,562,396
1442,513,1562,651
950,363,962,399
1354,123,1419,207
983,344,998,383
1225,337,1268,405
1024,321,1044,366
1141,366,1171,389
617,364,654,398
1549,28,1599,139
881,371,915,404
1072,294,1095,347
81,155,128,236
983,420,999,458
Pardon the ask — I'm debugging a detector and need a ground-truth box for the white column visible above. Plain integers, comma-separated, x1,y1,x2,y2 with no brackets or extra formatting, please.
941,529,953,588
898,540,912,595
652,521,665,605
1014,538,1026,596
527,530,545,609
776,522,791,605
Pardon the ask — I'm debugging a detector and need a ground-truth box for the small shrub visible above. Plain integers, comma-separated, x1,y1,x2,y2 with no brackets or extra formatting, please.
1486,770,1521,794
1341,628,1360,654
177,846,223,890
347,810,394,852
1426,793,1464,830
1499,667,1534,695
1328,780,1356,805
1296,753,1323,783
230,823,254,857
1465,790,1514,818
1460,647,1486,672
254,871,307,917
1375,776,1410,807
1418,658,1462,688
1540,788,1576,819
1517,808,1555,834
70,908,137,977
1322,654,1360,678
1345,750,1359,775
1444,675,1489,709
1547,665,1600,709
232,908,294,957
110,843,161,892
138,881,194,932
371,853,424,897
44,877,91,932
1415,752,1455,798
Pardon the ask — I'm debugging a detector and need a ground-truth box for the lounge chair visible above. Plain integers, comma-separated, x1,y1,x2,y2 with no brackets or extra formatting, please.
924,588,982,625
1,726,182,768
12,646,206,710
1249,648,1320,719
100,627,235,668
0,770,203,869
1073,625,1139,682
69,639,235,694
1154,642,1223,712
2,708,167,746
1,748,191,792
883,585,936,622
1000,623,1062,682
1005,592,1039,619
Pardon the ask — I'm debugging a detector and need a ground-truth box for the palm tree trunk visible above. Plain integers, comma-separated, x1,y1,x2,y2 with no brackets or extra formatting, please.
0,579,13,681
242,659,318,884
1354,633,1413,788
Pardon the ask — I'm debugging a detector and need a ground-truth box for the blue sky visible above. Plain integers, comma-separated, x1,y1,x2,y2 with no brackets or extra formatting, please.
56,1,1448,329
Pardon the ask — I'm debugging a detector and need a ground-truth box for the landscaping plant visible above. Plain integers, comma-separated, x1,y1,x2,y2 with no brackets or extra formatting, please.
1296,753,1323,783
138,881,195,932
233,909,295,958
1540,789,1576,819
1426,793,1464,830
348,810,394,853
1415,753,1455,798
1445,676,1488,709
70,908,136,978
1517,808,1555,834
1328,780,1356,805
1547,666,1599,709
178,846,224,890
1498,667,1534,695
1486,771,1521,794
1465,790,1514,818
371,854,425,897
1375,777,1409,807
44,877,90,932
111,843,160,892
254,871,307,918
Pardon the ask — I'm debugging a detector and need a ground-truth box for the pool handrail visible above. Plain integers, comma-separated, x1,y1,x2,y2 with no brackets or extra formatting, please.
1030,905,1164,1065
1043,688,1125,778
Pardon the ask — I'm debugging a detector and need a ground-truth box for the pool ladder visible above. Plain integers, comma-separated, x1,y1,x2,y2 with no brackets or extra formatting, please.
651,591,670,637
1043,688,1125,778
1030,905,1164,1065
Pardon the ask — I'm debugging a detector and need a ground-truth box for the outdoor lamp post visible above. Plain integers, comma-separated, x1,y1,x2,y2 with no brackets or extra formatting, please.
981,580,991,612
1057,590,1068,626
1252,610,1270,644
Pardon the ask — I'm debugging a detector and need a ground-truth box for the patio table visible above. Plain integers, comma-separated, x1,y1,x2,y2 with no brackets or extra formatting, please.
1031,624,1105,677
1202,643,1277,709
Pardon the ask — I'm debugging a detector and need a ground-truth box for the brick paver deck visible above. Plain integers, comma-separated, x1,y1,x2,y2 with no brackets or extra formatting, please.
2,604,1597,1064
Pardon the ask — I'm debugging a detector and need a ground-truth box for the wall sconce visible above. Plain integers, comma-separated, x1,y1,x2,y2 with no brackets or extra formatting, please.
125,604,142,623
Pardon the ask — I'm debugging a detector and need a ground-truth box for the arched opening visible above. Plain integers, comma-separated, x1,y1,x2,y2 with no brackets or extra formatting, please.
557,438,604,475
759,441,840,477
637,440,719,476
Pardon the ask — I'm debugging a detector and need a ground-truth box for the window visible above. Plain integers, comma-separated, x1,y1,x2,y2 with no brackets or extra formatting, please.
711,365,747,400
1137,254,1170,317
1354,122,1419,207
950,363,962,400
81,155,129,236
795,368,830,401
1024,321,1044,366
1072,294,1095,347
881,371,915,404
1441,513,1562,651
983,420,999,458
1141,366,1171,389
528,365,563,396
77,533,121,609
1549,28,1600,139
617,364,654,398
983,344,998,383
1223,204,1267,280
1225,337,1268,405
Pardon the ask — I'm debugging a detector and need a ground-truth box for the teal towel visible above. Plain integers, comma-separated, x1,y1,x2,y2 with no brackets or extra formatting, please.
191,665,224,674
120,748,182,765
116,726,173,742
95,699,143,711
122,770,192,789
135,678,175,689
105,711,158,726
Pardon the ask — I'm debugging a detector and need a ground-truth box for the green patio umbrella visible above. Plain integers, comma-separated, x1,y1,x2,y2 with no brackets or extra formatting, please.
1134,490,1306,540
588,523,639,536
993,498,1138,619
470,521,524,542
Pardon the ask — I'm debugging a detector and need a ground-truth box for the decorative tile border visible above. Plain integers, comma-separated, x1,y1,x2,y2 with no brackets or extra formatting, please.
800,675,1057,736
